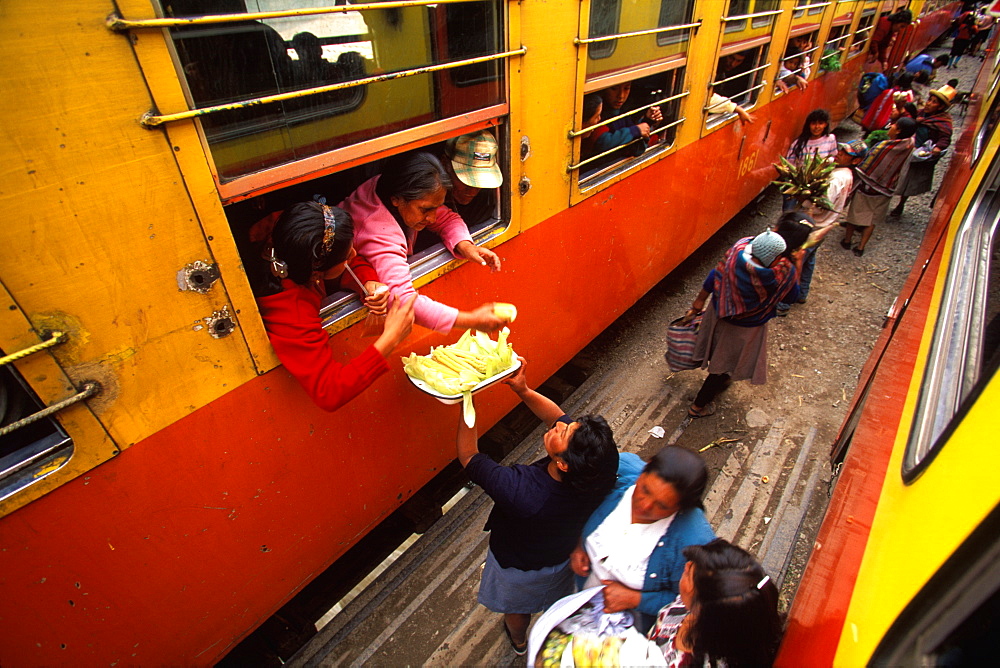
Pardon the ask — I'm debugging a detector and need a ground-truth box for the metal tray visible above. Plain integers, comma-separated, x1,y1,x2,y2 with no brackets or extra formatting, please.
406,354,521,405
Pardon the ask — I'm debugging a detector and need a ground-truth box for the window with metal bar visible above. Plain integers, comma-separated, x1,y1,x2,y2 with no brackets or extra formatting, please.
585,0,696,80
574,67,687,183
819,24,851,73
849,8,878,58
157,0,507,183
707,46,769,126
775,31,819,95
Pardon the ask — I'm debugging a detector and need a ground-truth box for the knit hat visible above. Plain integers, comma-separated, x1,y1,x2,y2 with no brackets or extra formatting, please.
445,131,503,189
928,85,956,107
750,230,786,267
838,139,868,159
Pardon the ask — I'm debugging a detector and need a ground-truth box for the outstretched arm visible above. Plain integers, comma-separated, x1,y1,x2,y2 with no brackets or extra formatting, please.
456,411,479,467
502,357,564,425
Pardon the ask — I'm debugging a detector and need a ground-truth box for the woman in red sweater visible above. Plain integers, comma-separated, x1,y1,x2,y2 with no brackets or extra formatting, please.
256,201,415,411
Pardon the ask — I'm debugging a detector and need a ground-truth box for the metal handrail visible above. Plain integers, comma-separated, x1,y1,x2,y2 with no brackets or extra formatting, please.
781,45,821,62
569,117,685,172
794,1,833,11
721,9,784,22
568,90,690,138
107,0,471,31
704,82,767,112
140,48,526,127
575,21,701,46
0,332,65,367
0,383,100,438
824,32,853,47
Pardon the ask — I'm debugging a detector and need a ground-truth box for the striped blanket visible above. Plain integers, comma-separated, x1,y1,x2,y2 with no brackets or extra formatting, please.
856,137,915,196
712,237,797,323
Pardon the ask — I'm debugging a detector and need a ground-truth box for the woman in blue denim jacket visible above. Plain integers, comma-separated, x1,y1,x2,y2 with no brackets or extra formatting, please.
569,446,716,633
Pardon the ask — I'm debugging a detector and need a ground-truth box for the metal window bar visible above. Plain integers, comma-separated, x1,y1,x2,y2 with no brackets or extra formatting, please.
0,383,100,438
568,116,686,172
795,1,832,11
107,0,473,31
824,32,853,48
140,48,526,127
710,61,771,89
704,81,767,112
781,44,820,63
568,90,690,138
575,21,702,46
721,9,784,22
0,332,65,368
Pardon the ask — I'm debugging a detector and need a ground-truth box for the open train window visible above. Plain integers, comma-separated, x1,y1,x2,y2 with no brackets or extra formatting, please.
903,148,1000,481
775,30,819,96
706,45,768,128
819,23,851,75
849,7,878,59
574,67,687,188
160,0,508,197
228,127,509,330
0,362,73,504
973,78,1000,164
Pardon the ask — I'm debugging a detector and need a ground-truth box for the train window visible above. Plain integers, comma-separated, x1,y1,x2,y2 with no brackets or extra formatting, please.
903,151,1000,480
973,83,1000,163
819,23,851,74
584,0,695,80
575,67,688,185
706,46,768,128
161,0,507,189
228,129,509,329
793,0,827,18
724,0,781,34
775,31,819,96
0,362,73,504
849,7,878,58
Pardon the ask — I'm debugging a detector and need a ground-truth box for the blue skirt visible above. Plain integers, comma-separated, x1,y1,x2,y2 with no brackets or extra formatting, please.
477,548,575,614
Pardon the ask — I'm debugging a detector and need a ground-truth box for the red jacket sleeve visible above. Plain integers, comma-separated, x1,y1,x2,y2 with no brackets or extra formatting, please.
258,284,389,411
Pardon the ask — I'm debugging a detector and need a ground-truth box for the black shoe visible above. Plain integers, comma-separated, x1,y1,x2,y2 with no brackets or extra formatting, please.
503,621,527,656
853,247,865,257
840,240,852,250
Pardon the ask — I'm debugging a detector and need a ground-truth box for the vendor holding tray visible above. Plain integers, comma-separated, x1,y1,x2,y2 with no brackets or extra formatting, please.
455,359,619,655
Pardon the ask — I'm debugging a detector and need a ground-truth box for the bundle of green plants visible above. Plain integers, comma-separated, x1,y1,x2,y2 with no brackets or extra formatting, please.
820,49,842,72
865,129,889,147
773,151,835,210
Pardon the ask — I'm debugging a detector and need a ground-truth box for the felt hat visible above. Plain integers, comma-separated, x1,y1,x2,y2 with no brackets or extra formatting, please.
838,139,868,159
750,230,786,267
928,85,956,107
445,131,503,189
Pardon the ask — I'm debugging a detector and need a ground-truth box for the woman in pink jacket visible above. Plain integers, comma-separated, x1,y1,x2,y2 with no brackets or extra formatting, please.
340,152,506,333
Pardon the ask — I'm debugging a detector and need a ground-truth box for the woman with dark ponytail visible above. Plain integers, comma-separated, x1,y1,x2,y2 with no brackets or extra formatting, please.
650,538,782,667
256,201,415,411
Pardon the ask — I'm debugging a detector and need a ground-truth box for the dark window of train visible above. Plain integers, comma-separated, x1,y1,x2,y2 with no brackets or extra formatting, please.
930,587,1000,666
579,68,686,183
656,0,695,46
708,46,766,126
589,0,622,59
820,24,850,73
776,31,818,94
0,362,73,500
751,0,780,29
444,3,501,88
850,9,878,57
164,0,506,181
973,84,1000,163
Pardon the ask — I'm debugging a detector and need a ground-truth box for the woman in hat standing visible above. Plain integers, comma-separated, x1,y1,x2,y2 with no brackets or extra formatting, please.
890,85,955,218
681,215,811,417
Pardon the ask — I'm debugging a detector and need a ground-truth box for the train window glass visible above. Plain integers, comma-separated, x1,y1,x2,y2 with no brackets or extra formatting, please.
930,586,999,666
819,24,851,74
775,31,819,96
793,0,826,17
576,67,687,185
849,8,878,58
903,152,1000,479
588,0,622,60
228,128,509,329
0,362,73,503
162,0,505,184
585,0,695,80
724,0,781,33
707,46,768,128
973,84,1000,163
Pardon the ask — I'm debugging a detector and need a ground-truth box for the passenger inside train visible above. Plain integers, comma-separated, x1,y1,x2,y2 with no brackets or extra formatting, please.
340,151,508,333
590,81,663,158
254,202,416,411
707,48,760,125
777,33,814,94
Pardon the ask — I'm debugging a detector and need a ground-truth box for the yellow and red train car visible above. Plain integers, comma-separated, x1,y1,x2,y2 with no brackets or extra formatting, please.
777,27,1000,667
0,1,956,664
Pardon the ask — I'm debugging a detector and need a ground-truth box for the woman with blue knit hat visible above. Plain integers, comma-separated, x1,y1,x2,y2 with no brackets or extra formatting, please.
680,215,811,417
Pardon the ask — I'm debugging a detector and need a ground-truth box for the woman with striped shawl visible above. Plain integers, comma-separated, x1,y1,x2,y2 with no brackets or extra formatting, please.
890,86,955,217
841,117,917,256
680,215,811,418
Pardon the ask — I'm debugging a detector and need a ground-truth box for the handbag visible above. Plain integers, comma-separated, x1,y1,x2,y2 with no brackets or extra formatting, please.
664,311,703,372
